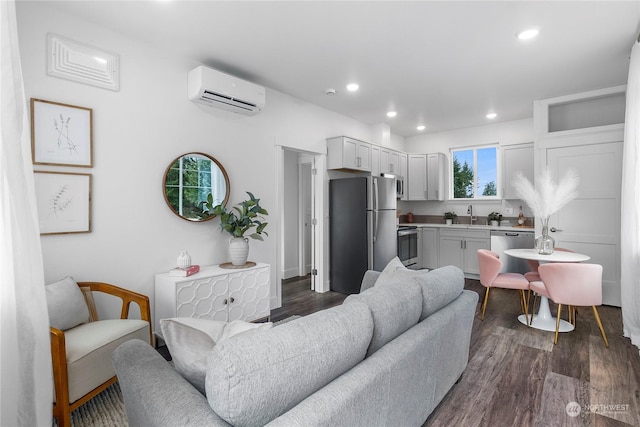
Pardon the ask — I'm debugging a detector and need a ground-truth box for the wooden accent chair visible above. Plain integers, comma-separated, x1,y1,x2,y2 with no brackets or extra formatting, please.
49,280,151,427
531,263,609,347
477,249,531,323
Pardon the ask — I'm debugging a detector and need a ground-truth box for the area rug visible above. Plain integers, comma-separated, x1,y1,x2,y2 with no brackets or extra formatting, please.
52,382,127,427
53,315,302,426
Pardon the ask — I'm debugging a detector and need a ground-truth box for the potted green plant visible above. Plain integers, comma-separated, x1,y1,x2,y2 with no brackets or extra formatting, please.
212,192,268,266
444,211,457,225
488,211,502,226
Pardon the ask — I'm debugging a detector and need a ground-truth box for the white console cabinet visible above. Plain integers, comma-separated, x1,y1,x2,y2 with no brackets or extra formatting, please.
154,263,270,336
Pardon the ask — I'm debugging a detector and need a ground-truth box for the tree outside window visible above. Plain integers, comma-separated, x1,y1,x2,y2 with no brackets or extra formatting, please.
451,146,498,199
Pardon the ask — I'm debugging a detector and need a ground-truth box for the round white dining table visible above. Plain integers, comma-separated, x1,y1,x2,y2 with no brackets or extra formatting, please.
503,248,590,332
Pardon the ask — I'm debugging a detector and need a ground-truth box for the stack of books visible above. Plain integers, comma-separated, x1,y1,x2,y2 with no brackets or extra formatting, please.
169,264,200,277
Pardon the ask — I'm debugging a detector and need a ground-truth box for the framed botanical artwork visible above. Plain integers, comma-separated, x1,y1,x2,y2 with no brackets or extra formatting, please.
34,171,91,235
31,98,93,167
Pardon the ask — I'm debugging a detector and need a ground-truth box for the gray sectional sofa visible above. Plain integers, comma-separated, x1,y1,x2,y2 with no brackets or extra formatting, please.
112,265,478,427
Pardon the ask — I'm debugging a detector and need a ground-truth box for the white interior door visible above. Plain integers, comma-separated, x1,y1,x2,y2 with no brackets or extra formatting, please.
298,156,313,286
545,141,622,306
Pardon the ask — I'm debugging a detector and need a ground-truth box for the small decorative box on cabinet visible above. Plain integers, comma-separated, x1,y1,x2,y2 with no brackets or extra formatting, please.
154,263,270,337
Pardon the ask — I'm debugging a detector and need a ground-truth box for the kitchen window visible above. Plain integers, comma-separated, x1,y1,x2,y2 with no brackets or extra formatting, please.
451,145,499,199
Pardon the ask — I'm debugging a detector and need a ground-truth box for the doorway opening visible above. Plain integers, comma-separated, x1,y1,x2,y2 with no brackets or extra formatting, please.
275,146,326,310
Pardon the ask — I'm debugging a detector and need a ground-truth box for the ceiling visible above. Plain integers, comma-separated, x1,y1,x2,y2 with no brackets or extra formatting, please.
43,1,640,137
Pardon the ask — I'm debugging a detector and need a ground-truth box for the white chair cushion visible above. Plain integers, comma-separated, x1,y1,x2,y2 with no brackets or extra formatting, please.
64,319,149,403
46,276,90,331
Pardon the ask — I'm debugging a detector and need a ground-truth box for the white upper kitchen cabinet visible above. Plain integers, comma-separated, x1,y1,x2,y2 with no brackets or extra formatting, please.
327,136,371,172
427,153,446,201
380,148,401,175
407,154,427,200
399,153,408,201
502,143,533,199
371,145,381,177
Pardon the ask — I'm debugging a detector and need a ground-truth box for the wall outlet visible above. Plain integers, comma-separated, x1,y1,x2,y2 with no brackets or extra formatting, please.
505,207,514,215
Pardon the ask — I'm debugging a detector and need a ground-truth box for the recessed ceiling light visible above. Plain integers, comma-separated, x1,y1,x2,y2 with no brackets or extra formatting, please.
517,28,539,40
387,111,397,118
346,83,359,92
486,112,497,119
416,125,426,131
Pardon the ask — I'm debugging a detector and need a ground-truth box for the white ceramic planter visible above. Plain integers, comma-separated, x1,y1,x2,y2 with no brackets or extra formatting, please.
229,237,249,266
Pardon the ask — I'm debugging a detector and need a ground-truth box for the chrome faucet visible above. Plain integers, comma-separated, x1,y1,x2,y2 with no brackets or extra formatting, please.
467,204,475,225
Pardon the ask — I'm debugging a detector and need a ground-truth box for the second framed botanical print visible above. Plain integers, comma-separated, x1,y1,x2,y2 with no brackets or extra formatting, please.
31,98,93,167
34,171,91,235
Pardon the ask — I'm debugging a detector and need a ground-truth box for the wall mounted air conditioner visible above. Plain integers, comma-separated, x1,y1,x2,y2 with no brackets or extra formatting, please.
188,65,265,115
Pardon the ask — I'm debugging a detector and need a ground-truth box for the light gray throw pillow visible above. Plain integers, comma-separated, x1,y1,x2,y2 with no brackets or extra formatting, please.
375,256,429,287
345,278,422,357
413,265,465,320
45,276,90,331
206,302,373,427
160,318,273,394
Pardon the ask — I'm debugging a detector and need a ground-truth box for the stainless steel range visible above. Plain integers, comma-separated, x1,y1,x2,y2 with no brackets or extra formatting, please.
397,225,419,269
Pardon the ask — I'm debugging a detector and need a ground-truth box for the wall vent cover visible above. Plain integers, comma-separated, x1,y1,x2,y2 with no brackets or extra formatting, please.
47,33,120,91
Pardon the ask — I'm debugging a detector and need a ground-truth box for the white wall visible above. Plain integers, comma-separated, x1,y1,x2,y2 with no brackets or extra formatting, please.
400,118,534,219
16,2,402,317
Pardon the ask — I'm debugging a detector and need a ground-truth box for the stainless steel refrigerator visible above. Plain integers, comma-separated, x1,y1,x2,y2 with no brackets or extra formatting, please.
329,176,397,294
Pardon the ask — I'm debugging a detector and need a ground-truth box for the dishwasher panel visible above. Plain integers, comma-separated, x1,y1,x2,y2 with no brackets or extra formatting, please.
490,231,535,274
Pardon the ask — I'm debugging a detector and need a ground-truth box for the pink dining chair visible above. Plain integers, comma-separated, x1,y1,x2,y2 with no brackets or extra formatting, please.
524,247,574,282
527,248,576,321
477,249,530,323
534,263,609,347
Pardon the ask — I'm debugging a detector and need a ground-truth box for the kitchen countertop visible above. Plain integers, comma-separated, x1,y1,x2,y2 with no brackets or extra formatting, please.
399,222,535,232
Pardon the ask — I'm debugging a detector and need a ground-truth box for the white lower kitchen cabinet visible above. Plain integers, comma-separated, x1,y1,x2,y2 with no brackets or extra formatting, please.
438,229,489,275
421,227,439,269
154,263,271,337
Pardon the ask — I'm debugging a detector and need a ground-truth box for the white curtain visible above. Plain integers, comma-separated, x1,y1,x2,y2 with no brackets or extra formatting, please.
0,1,52,425
621,39,640,353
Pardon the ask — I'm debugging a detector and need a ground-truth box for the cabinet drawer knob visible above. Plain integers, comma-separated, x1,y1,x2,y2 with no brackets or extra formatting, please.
230,297,235,303
223,298,228,305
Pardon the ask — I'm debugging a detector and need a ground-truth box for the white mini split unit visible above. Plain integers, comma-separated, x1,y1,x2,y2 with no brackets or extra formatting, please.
188,65,265,115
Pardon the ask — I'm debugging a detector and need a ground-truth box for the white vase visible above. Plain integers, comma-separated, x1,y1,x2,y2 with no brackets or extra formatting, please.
177,251,191,268
229,237,249,266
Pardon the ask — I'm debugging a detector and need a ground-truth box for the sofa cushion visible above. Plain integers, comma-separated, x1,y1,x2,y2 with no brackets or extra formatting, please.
413,265,465,321
160,318,272,394
46,276,90,331
205,302,373,427
345,278,422,357
375,256,429,288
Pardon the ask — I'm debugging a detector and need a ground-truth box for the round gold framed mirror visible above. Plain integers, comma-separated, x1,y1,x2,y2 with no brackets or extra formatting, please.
162,152,230,222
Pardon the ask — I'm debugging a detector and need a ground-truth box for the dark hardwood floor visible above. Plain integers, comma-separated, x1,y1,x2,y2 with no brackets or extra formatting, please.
271,274,347,321
276,275,640,426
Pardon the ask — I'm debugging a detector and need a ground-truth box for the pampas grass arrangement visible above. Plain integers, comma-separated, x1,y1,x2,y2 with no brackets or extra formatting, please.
512,167,580,219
